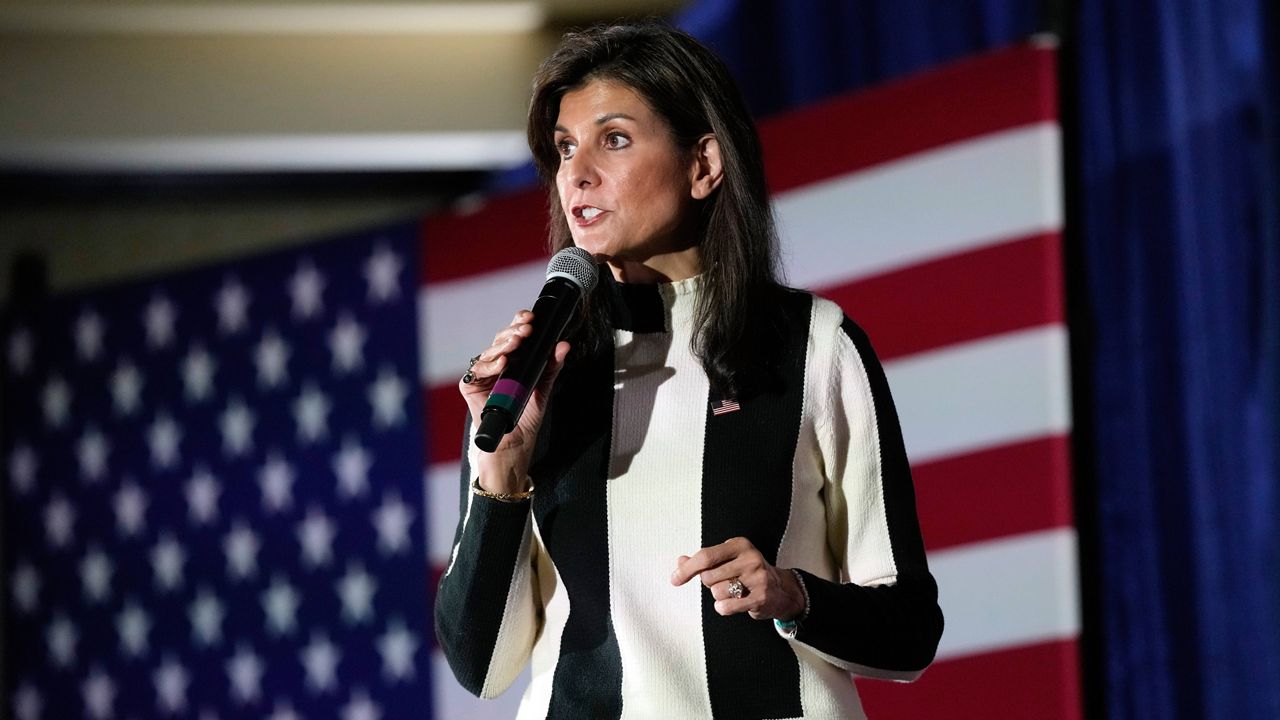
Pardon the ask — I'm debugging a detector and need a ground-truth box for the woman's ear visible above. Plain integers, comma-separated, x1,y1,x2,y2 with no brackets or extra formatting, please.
690,133,724,200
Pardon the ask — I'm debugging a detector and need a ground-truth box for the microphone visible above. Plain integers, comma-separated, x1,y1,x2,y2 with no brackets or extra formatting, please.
474,246,598,452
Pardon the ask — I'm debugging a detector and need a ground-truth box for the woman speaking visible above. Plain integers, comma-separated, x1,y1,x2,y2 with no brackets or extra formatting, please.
435,20,944,719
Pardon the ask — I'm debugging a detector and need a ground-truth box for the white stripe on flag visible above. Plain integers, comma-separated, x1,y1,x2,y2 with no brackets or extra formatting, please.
776,123,1063,289
427,461,463,566
421,261,546,387
931,526,1081,661
885,324,1071,465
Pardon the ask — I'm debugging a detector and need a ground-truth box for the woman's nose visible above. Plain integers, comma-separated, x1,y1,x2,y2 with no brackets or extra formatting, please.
570,146,600,188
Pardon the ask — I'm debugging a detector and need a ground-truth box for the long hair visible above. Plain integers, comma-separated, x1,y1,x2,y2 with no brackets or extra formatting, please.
528,20,783,398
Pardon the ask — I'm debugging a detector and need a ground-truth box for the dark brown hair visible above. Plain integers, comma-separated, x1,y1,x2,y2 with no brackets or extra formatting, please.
528,20,783,397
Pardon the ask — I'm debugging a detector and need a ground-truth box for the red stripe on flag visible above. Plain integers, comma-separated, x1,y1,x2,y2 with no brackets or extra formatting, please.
913,435,1074,551
820,232,1065,361
421,189,549,284
427,383,469,464
856,638,1082,720
761,43,1058,194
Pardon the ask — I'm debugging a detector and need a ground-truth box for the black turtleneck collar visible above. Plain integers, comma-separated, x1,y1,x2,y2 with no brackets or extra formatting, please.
605,275,670,333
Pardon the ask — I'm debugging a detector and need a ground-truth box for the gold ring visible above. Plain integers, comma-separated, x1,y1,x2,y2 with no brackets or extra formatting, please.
727,578,745,599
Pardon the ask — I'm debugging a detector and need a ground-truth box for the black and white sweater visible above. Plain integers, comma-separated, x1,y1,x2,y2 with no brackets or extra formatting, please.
435,276,943,719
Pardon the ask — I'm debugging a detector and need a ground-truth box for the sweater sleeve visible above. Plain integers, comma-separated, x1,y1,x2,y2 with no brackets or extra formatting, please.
782,308,944,681
433,417,542,698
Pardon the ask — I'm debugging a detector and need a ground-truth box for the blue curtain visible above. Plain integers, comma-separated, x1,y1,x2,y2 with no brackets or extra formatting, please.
1076,2,1280,719
676,0,1040,119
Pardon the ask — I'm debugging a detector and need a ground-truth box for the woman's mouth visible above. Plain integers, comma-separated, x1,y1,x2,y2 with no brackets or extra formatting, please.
572,205,608,225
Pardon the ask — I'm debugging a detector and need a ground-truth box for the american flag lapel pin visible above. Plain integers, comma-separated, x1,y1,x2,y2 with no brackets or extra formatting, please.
711,395,740,416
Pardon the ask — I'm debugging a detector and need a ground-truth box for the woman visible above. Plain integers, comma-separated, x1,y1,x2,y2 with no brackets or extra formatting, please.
436,20,943,719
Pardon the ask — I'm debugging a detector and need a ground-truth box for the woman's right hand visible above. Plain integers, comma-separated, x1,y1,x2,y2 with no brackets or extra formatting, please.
460,309,571,494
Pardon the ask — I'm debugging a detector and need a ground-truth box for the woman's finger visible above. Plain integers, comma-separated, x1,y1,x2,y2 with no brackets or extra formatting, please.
712,596,759,617
698,557,752,588
671,540,742,586
485,324,529,358
709,578,747,601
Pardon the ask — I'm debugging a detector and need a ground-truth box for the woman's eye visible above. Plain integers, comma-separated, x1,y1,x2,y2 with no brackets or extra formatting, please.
605,132,631,149
556,139,576,159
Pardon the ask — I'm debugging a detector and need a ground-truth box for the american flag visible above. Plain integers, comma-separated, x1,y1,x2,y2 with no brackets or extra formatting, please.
419,43,1080,719
710,398,740,416
2,225,430,719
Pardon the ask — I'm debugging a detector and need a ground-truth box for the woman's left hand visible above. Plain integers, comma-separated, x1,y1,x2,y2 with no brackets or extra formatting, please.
670,537,806,621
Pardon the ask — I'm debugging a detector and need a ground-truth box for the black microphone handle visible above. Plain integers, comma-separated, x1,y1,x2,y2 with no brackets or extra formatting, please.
474,276,582,452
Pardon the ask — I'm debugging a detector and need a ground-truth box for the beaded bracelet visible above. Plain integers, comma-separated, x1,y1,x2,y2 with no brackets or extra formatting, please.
470,477,533,503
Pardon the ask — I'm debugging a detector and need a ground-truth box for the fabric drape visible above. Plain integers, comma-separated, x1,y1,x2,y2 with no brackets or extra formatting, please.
1075,2,1280,718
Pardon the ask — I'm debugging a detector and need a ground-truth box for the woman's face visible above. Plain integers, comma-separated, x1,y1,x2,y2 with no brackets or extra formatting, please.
553,79,703,282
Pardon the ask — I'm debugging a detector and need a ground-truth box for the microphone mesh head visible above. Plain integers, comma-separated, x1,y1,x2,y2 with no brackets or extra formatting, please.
545,246,599,293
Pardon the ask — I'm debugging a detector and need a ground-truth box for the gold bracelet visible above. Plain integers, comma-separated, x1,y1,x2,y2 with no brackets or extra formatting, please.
471,477,534,503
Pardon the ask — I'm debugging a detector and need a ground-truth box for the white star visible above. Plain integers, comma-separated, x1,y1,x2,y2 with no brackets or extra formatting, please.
269,701,301,720
290,260,326,320
148,413,182,469
377,618,419,682
329,313,367,373
74,309,105,362
258,453,295,514
301,632,340,694
11,562,40,614
144,294,178,349
7,326,33,375
368,368,408,428
151,533,186,592
117,602,151,658
182,345,217,403
224,521,260,581
13,682,41,720
42,375,71,428
255,330,291,389
261,576,300,637
219,397,255,457
153,656,190,715
81,667,116,720
185,466,221,526
373,491,414,556
188,589,225,647
47,614,78,668
9,443,37,495
342,689,382,720
111,359,144,415
115,480,149,537
364,243,403,303
332,437,372,498
215,277,251,335
293,383,331,443
77,427,110,482
80,546,114,604
45,493,75,548
337,562,377,625
227,644,264,704
298,508,336,569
